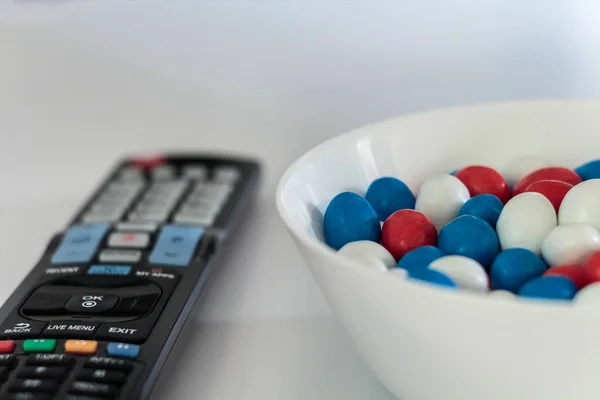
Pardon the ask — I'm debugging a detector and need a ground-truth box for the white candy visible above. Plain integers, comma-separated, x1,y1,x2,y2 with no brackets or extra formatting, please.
573,282,600,306
500,155,548,188
488,290,517,299
415,174,470,231
428,255,489,292
559,179,600,231
496,192,557,255
541,223,600,267
387,268,408,279
338,240,396,271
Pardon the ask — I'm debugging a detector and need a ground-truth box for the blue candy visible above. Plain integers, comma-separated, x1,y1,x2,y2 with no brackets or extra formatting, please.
323,192,381,250
397,245,446,273
408,267,457,288
490,248,548,293
575,159,600,181
365,177,415,221
449,170,458,176
437,215,499,266
518,276,577,300
458,194,504,227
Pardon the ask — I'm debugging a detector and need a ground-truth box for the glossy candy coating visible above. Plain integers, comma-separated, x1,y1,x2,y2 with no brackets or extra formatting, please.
558,179,600,231
438,215,499,267
338,240,396,272
323,192,381,250
575,159,600,181
541,223,600,267
397,245,445,273
365,177,415,221
518,275,577,301
415,174,470,231
543,264,586,290
381,209,437,261
428,255,489,292
523,180,572,213
490,248,548,293
512,166,582,196
573,282,600,305
500,155,548,188
408,268,457,288
458,194,504,227
496,192,557,255
454,165,510,204
582,251,600,286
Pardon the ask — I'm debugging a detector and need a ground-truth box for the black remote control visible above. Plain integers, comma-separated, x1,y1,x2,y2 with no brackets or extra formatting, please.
0,153,261,400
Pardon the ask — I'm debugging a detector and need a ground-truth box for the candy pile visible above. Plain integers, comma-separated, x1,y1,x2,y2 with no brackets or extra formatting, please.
323,156,600,304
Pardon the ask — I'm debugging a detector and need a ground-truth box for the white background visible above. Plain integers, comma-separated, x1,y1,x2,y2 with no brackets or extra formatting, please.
2,1,600,399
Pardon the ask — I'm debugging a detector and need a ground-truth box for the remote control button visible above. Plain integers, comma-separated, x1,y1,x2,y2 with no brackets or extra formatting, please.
84,357,133,373
0,318,46,339
107,232,150,249
88,264,133,276
8,379,59,393
151,165,175,180
5,393,52,400
117,166,144,181
65,340,98,355
130,154,165,169
21,293,70,315
0,340,15,353
95,321,151,344
23,340,56,353
0,354,17,368
70,381,118,398
26,354,75,367
148,225,204,267
78,368,127,386
173,212,216,227
65,294,119,313
183,164,208,180
112,293,159,316
213,165,241,183
81,211,123,224
18,366,67,380
106,343,140,360
127,210,169,223
51,224,110,264
116,222,158,232
43,322,99,339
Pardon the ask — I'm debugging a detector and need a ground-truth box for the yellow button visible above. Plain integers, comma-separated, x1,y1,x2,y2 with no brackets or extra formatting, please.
64,340,98,355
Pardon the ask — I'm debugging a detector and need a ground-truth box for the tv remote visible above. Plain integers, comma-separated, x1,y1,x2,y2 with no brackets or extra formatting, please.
0,153,261,400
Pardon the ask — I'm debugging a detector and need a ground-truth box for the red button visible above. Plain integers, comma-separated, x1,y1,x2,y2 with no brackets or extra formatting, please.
0,340,15,354
129,154,166,169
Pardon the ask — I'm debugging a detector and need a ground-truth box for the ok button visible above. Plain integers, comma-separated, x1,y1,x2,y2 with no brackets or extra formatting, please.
65,294,119,313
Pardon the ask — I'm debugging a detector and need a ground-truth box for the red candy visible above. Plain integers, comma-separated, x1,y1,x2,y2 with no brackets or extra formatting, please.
583,251,600,286
512,166,582,196
381,209,437,261
543,264,586,289
454,165,510,204
523,180,573,213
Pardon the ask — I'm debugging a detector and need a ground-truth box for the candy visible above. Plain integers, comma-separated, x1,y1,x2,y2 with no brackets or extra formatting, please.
458,194,504,227
408,267,457,288
454,165,510,203
543,265,586,290
512,166,582,196
518,276,577,301
387,268,408,279
381,209,437,261
500,155,548,188
323,192,381,250
573,282,600,305
365,177,415,221
582,251,600,286
523,180,572,213
338,240,396,271
397,245,445,273
496,192,557,255
414,174,470,231
558,179,600,231
575,159,600,181
437,215,499,266
490,248,548,293
540,223,600,267
428,255,489,292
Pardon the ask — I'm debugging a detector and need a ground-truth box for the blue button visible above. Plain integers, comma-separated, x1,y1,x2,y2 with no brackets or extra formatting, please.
51,224,110,264
106,342,140,359
148,225,204,267
88,265,132,276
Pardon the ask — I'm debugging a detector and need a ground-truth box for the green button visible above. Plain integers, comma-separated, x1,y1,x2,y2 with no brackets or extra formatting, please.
23,339,56,353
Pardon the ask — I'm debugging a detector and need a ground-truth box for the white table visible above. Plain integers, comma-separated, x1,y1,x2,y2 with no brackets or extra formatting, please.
2,2,600,399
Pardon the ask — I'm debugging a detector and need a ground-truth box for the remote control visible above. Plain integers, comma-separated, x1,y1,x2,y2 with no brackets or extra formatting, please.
0,153,261,400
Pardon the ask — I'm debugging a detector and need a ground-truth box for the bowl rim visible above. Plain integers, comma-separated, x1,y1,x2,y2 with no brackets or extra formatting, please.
275,98,600,313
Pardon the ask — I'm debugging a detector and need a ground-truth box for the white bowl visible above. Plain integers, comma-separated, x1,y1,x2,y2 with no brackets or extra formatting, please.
276,100,600,400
